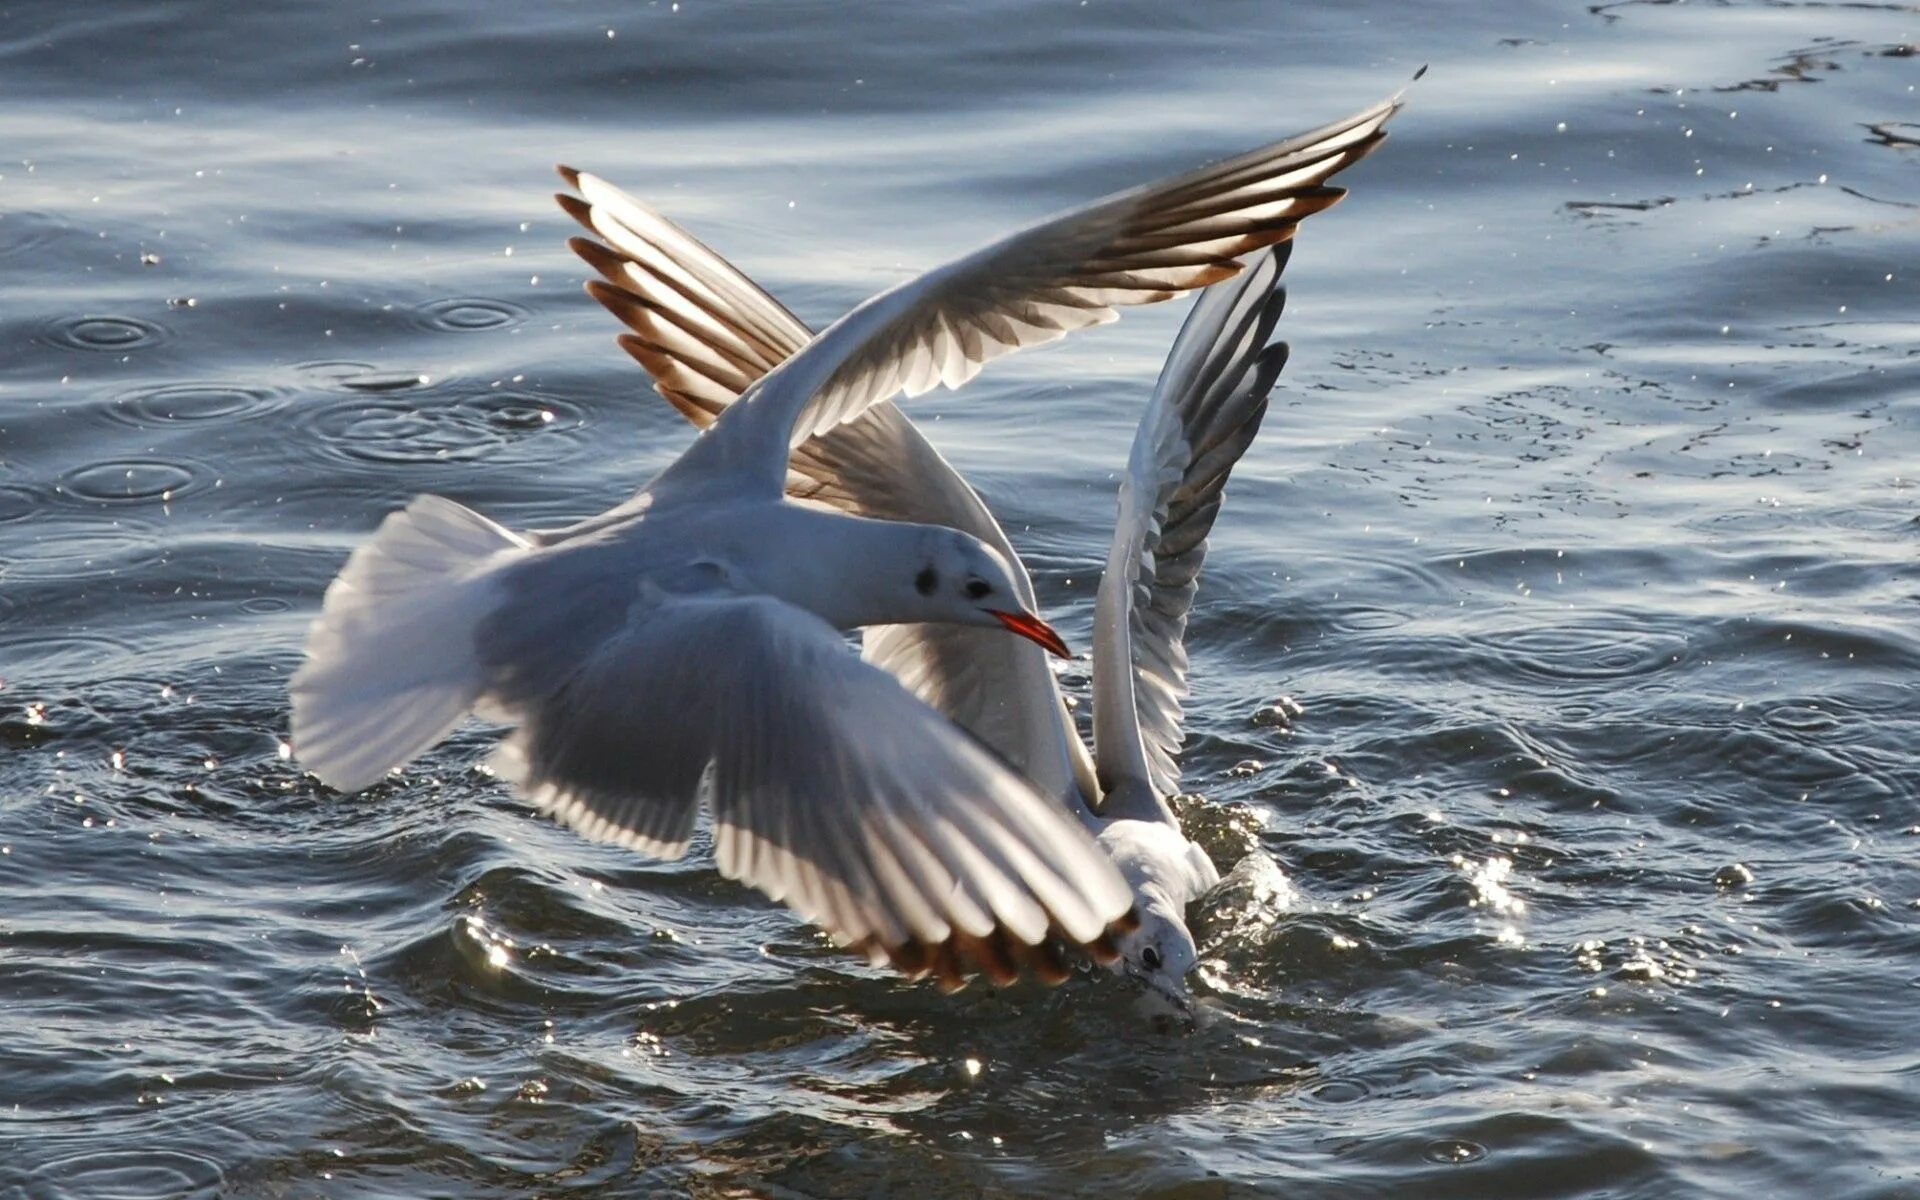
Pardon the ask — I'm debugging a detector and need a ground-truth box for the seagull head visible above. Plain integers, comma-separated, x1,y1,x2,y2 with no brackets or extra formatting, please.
1113,896,1202,1021
909,530,1070,658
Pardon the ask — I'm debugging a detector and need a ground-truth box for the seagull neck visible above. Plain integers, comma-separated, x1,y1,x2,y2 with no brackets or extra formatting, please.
1097,775,1178,826
752,505,929,631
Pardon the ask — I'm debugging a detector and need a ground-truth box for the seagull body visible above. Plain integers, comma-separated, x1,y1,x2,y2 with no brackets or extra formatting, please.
552,90,1378,1003
294,89,1398,991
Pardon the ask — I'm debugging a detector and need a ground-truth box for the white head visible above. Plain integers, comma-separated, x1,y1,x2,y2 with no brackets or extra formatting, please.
1093,815,1216,1023
1111,893,1202,1020
778,513,1069,654
897,526,1069,656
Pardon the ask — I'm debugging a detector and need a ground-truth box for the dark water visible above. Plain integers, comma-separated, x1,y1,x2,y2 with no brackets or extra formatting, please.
3,2,1917,1196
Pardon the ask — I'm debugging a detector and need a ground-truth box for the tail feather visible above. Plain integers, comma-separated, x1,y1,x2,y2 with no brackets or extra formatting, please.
291,495,528,792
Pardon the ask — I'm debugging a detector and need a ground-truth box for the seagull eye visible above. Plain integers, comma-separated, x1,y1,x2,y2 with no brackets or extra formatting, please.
964,579,992,600
1141,945,1163,971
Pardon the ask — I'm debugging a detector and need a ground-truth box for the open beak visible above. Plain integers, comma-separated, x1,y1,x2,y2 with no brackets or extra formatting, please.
990,609,1071,659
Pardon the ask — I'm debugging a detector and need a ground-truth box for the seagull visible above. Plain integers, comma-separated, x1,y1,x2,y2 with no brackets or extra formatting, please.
293,89,1398,991
545,93,1396,1000
566,188,1293,1012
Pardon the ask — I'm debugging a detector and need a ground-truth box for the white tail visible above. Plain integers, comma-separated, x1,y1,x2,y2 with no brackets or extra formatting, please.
291,495,529,792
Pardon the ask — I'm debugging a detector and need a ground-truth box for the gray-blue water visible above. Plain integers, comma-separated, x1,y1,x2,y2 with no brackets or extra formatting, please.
3,3,1916,1197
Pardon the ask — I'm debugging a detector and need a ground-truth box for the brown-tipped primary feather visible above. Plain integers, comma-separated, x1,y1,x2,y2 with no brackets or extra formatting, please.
559,88,1406,473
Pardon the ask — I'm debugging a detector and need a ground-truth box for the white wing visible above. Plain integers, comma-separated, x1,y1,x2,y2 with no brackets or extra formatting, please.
557,177,1089,801
590,87,1403,492
1091,247,1291,811
484,589,1132,988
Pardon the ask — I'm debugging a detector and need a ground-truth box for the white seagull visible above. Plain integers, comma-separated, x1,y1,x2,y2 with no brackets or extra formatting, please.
293,91,1397,990
567,187,1295,1010
543,96,1395,1000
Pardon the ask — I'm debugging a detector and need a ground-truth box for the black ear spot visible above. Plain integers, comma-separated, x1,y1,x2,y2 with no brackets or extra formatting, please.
915,567,939,596
964,579,992,600
1141,945,1163,971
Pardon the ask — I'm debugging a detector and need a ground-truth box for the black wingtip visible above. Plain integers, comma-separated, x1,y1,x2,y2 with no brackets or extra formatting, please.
555,163,582,188
1413,64,1429,82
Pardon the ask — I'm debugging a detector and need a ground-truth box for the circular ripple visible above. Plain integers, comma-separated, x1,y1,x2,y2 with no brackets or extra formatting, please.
1472,624,1687,684
294,359,378,388
1307,1078,1372,1105
109,382,285,426
0,523,161,582
40,314,167,352
240,595,293,615
61,459,205,505
414,296,528,333
0,632,141,674
23,1149,222,1200
0,484,42,523
1329,605,1412,633
302,393,582,467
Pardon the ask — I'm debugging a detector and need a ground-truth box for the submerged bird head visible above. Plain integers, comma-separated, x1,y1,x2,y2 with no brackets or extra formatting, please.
1111,893,1202,1020
1094,815,1216,1023
906,528,1069,657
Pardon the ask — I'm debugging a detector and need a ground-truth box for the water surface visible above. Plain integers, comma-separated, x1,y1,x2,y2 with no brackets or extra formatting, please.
2,2,1917,1197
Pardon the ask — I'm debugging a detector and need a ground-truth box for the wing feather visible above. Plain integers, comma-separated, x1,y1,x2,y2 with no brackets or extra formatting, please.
1091,246,1293,809
486,593,1131,984
557,85,1407,491
558,176,1091,802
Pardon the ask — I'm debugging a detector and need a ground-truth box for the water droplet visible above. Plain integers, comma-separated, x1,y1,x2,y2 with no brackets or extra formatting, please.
1713,863,1755,889
1422,1139,1488,1165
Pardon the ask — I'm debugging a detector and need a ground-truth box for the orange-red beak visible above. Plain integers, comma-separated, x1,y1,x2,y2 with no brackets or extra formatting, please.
991,610,1071,659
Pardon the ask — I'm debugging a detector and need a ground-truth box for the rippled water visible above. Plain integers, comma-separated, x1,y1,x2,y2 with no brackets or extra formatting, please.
3,2,1916,1197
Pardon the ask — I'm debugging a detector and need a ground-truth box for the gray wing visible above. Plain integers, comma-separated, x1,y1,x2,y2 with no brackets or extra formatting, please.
485,590,1132,987
1091,247,1291,810
557,177,1089,801
580,86,1403,490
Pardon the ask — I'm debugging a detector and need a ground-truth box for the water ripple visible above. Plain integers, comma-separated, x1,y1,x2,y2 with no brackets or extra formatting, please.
38,314,168,352
413,296,529,334
0,519,160,582
1467,619,1691,685
108,381,287,426
0,483,42,523
0,631,141,676
19,1148,223,1200
299,392,585,467
61,459,207,505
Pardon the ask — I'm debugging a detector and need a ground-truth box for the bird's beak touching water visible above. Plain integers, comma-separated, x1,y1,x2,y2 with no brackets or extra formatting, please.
1122,962,1198,1026
990,610,1071,658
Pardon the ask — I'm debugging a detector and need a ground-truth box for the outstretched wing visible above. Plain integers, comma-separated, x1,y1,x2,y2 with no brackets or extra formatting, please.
1091,247,1291,811
557,177,1088,800
573,85,1403,492
484,590,1132,988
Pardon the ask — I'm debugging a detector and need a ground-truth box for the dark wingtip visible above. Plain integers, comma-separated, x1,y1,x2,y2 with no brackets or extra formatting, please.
1413,63,1429,82
557,195,596,232
555,163,582,188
